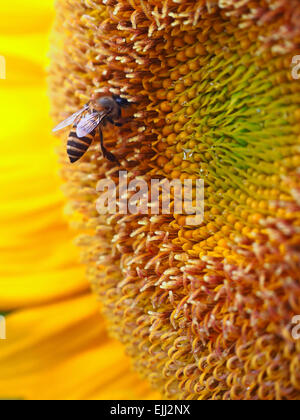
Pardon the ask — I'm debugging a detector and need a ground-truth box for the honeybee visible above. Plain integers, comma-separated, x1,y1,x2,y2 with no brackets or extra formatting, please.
53,95,130,164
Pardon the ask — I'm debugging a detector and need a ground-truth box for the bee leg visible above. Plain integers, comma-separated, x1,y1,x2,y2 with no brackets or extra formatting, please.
99,127,120,165
107,117,123,127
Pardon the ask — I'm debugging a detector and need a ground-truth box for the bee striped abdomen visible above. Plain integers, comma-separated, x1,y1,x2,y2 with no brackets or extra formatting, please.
67,128,94,163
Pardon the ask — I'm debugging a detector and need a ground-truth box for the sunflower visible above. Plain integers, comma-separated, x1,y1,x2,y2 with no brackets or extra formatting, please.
2,0,300,401
0,0,159,400
49,0,300,400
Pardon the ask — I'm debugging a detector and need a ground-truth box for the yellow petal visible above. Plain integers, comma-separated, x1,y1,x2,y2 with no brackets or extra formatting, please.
0,85,88,308
0,294,159,400
0,0,54,35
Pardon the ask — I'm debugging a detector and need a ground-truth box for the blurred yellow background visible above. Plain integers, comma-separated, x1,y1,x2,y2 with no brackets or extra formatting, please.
0,0,159,400
0,0,88,310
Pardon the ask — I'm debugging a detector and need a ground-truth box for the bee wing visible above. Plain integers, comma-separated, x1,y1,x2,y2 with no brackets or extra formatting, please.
76,111,108,138
52,104,89,133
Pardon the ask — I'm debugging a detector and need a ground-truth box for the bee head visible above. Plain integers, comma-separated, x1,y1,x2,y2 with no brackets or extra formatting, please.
96,96,115,109
112,95,130,108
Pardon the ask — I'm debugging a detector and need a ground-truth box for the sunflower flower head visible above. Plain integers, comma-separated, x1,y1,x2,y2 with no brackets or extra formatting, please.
50,0,300,400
